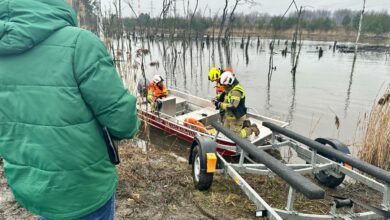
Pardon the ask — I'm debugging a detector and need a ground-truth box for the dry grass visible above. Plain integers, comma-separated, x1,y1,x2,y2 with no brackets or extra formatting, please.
359,86,390,170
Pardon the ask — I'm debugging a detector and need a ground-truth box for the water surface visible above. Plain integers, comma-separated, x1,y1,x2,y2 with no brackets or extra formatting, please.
128,37,390,153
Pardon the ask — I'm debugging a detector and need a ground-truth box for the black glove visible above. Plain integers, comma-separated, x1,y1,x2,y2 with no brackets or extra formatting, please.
217,92,226,102
213,100,221,109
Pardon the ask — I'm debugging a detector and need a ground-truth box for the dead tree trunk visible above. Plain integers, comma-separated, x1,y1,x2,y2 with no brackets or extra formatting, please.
183,0,199,76
346,0,366,114
118,0,123,51
212,15,217,67
157,0,173,37
354,0,366,61
223,0,240,67
245,35,250,65
291,6,303,75
218,0,229,43
223,0,239,45
218,38,224,69
268,40,274,79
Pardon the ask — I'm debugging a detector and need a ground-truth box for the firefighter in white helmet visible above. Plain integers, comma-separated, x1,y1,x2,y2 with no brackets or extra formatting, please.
212,71,260,138
147,75,168,111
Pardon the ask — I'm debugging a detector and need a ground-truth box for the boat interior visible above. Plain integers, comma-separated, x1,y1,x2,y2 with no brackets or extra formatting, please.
138,89,288,145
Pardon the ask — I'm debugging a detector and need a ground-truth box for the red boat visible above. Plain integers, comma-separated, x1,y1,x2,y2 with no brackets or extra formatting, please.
138,89,288,156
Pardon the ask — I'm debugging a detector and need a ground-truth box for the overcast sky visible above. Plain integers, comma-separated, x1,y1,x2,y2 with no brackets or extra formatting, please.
101,0,390,17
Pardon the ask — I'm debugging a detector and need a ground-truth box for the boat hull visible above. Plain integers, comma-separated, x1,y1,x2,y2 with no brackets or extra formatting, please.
138,110,238,156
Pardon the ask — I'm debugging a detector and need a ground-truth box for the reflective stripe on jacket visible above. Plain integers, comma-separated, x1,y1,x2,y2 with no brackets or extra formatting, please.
221,83,247,120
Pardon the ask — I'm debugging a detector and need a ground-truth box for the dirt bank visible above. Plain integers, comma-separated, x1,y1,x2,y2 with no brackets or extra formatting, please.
0,137,384,219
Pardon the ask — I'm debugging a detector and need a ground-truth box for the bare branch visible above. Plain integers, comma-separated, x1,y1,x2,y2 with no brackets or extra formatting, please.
124,0,138,18
218,0,229,41
190,0,199,22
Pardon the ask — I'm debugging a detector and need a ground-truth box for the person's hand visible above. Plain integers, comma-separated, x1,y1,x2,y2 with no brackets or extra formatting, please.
216,102,221,109
158,94,167,99
212,99,221,109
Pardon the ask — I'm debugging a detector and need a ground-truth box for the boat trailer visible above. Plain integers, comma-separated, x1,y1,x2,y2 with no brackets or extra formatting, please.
188,121,390,220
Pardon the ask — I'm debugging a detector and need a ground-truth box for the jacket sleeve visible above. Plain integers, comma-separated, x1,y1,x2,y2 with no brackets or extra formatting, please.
73,30,139,139
220,90,241,110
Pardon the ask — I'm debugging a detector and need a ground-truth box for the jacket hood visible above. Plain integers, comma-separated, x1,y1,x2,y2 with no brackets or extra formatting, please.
0,0,77,55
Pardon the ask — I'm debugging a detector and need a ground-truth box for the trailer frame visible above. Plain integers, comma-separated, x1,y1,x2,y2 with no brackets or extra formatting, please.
189,122,390,220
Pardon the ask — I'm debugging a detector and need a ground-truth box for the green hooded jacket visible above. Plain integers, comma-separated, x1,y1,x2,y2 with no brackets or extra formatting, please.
0,0,139,219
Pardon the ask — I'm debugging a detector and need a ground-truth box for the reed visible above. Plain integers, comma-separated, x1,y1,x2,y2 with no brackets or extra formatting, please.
359,86,390,170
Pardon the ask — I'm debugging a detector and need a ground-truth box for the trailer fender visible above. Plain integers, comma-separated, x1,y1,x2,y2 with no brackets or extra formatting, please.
314,138,350,188
188,134,217,166
314,138,351,158
189,134,217,190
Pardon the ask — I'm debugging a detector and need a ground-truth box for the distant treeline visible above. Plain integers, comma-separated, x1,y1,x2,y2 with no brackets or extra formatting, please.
266,9,390,34
120,10,390,35
76,2,390,36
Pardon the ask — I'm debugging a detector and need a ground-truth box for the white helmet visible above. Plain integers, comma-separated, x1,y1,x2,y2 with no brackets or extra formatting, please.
152,75,164,84
219,71,235,85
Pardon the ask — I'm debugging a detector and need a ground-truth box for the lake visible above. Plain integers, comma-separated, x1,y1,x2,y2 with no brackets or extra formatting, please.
124,37,390,154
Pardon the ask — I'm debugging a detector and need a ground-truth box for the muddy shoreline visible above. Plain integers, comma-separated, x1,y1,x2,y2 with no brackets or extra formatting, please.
0,133,384,220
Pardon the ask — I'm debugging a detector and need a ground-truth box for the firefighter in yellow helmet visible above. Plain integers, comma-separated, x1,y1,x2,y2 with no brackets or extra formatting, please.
212,71,260,138
208,67,234,95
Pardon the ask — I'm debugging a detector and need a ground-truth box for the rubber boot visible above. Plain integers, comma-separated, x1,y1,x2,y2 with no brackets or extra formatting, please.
250,124,260,136
242,119,251,128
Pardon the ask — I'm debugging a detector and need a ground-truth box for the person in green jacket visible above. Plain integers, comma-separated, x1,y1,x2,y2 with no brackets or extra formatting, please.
0,0,139,219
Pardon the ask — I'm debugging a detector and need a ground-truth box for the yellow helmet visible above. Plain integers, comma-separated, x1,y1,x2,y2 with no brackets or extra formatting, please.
208,67,221,82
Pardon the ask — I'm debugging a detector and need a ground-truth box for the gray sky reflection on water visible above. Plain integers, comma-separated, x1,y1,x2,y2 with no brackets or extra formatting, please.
101,0,390,17
139,39,390,150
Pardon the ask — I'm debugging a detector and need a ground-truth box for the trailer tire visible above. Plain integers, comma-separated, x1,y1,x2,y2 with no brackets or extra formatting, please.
314,138,349,188
192,144,213,190
314,169,345,188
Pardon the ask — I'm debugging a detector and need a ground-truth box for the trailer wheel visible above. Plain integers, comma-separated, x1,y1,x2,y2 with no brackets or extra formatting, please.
314,138,350,188
192,144,214,190
314,169,345,188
